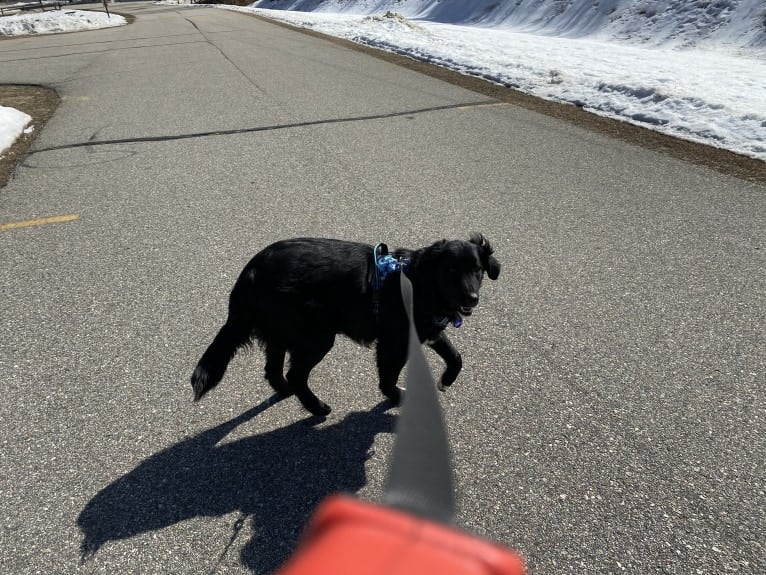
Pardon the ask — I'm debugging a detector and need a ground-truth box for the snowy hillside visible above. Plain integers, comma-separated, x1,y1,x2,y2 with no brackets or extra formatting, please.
251,0,766,50
243,0,766,160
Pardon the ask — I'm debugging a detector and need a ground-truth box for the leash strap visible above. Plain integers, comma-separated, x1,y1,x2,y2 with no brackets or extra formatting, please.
275,268,526,575
383,272,456,524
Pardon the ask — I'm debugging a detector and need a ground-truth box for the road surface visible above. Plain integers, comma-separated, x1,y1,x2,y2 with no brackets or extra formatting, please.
1,3,764,573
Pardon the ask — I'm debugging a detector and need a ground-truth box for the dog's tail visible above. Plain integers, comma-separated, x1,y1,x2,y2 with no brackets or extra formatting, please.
191,318,252,401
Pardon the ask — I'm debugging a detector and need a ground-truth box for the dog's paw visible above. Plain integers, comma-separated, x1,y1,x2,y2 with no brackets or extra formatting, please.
438,373,459,391
303,398,332,417
311,401,332,417
439,362,461,390
439,374,457,391
384,386,403,406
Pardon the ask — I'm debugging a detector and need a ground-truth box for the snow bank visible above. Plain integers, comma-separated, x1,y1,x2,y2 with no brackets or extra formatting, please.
0,9,126,36
251,0,766,51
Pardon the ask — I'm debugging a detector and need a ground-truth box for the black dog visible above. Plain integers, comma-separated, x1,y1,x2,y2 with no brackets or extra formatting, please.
191,234,500,416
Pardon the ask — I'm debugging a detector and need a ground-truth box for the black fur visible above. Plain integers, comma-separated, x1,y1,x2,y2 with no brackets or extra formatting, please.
191,233,500,416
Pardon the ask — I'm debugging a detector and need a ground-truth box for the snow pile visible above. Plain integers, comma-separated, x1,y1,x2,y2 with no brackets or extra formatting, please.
0,106,32,157
0,9,126,36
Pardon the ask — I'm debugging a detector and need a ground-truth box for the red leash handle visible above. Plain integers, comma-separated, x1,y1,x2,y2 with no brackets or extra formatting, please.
277,495,525,575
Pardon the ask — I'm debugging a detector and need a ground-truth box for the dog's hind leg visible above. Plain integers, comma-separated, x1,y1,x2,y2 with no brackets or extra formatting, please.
264,345,291,397
286,336,335,417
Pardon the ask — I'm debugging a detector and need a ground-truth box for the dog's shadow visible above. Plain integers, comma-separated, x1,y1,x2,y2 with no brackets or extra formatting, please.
78,397,395,573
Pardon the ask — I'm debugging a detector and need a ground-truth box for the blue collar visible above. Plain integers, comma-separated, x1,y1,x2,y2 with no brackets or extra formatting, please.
372,243,409,290
371,243,460,328
436,315,463,329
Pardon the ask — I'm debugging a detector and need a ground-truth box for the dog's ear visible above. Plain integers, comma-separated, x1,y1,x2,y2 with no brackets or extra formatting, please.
469,233,501,280
485,255,501,280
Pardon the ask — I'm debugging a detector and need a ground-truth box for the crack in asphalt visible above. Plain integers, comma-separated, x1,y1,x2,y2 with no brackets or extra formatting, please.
28,100,500,154
183,15,269,97
0,40,208,63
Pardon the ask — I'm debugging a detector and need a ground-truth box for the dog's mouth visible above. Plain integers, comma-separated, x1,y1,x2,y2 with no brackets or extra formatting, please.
459,305,475,317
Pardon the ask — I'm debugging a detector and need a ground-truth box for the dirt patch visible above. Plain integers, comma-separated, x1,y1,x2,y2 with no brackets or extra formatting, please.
0,84,59,189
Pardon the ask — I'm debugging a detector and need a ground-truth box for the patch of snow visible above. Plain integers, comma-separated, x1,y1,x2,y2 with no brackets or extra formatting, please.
0,9,126,36
0,106,32,157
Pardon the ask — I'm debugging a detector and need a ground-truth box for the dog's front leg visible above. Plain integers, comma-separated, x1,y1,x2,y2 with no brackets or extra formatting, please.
428,333,462,391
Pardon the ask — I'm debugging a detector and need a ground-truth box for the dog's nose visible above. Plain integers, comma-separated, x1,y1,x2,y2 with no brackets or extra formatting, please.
466,292,479,307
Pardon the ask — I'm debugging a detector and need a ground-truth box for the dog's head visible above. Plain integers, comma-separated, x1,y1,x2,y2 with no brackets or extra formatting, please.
420,233,501,318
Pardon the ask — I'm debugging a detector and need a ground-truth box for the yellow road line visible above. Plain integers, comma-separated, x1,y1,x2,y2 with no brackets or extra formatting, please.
0,214,79,231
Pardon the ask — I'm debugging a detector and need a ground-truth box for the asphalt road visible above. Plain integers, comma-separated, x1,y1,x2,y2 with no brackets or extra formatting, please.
1,3,764,574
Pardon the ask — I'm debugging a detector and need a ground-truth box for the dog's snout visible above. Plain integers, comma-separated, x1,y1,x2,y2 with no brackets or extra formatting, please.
466,292,479,307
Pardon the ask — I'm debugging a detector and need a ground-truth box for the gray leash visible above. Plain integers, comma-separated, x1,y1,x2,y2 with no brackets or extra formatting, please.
383,271,456,525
